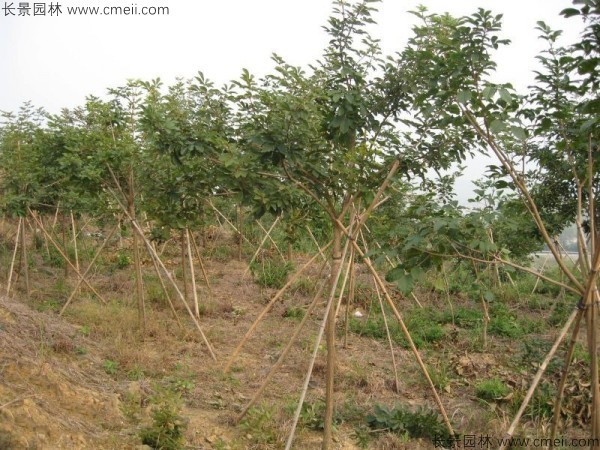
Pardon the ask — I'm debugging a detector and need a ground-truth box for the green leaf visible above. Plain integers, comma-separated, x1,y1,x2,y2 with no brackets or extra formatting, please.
483,291,495,302
498,88,512,104
457,90,471,104
489,119,507,133
510,126,527,140
560,8,581,18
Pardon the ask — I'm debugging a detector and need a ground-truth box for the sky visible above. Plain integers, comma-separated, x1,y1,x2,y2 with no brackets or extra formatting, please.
0,0,586,201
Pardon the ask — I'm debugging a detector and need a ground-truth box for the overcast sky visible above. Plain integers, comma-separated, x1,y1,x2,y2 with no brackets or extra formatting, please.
0,0,586,201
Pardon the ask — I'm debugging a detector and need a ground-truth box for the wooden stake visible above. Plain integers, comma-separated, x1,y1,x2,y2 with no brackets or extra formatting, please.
59,222,119,314
498,308,579,450
186,228,200,318
190,232,214,298
237,275,328,422
223,241,333,373
106,189,217,360
285,237,349,450
28,209,108,304
6,218,21,296
243,216,280,278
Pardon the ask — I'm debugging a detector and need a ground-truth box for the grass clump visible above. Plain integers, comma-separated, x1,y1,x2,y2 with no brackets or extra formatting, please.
250,258,294,289
475,377,510,401
367,404,455,445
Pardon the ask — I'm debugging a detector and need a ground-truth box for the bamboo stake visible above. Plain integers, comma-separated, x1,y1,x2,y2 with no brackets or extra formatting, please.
285,237,349,450
358,228,400,391
243,216,280,278
106,189,217,360
344,245,355,348
255,219,286,261
6,218,21,296
550,308,584,443
335,217,456,437
70,211,80,276
21,216,30,299
28,209,108,304
305,225,328,262
208,200,251,245
498,308,579,450
237,275,329,422
532,255,549,294
59,222,119,314
180,230,188,301
374,275,401,393
148,240,184,331
186,228,200,318
223,241,333,373
129,169,146,334
190,232,214,297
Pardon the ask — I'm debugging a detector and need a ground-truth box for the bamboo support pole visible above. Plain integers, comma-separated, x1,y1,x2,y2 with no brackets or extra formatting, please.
186,228,200,318
207,200,251,245
106,189,217,360
59,222,120,314
285,237,350,450
237,275,329,422
550,308,584,443
374,276,401,393
255,219,286,261
498,308,579,450
148,241,184,331
305,225,328,262
190,232,214,297
243,216,280,278
21,216,30,299
223,242,333,373
28,210,108,304
6,218,22,296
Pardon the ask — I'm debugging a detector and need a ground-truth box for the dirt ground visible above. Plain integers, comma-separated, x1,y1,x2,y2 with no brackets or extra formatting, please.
0,233,590,449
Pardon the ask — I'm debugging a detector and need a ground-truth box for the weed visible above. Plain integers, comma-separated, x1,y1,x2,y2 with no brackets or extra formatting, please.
250,258,294,289
115,251,131,269
103,359,119,376
367,404,454,444
75,346,87,355
426,362,451,390
139,392,187,450
283,306,305,321
291,276,316,296
127,365,145,381
34,298,61,313
475,377,510,401
239,405,279,446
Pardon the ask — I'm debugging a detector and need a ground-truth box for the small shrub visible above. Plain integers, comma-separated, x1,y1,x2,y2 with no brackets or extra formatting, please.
367,404,454,444
240,405,279,446
140,394,187,450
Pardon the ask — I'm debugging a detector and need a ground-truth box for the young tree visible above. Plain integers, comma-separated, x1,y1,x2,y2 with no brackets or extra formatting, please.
401,2,600,441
